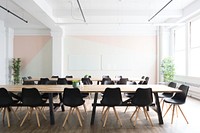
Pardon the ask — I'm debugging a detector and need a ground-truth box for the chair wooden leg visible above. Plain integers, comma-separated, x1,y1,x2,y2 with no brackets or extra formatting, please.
38,107,47,120
113,107,122,126
134,107,140,126
102,106,105,113
130,107,138,120
35,107,40,127
28,107,33,120
171,105,175,124
20,108,31,127
76,107,83,127
142,107,148,120
2,108,5,122
101,107,108,121
83,104,87,114
10,107,20,121
176,105,178,118
177,105,189,124
124,106,129,113
62,107,72,127
163,104,172,117
77,107,84,121
143,107,153,126
5,107,10,127
103,107,110,127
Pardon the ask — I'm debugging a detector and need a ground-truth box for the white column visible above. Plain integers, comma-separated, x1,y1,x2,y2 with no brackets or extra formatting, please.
0,21,6,84
6,28,14,84
158,26,171,82
51,30,64,77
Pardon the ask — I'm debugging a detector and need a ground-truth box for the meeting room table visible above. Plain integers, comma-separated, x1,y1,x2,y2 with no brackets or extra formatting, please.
1,84,181,125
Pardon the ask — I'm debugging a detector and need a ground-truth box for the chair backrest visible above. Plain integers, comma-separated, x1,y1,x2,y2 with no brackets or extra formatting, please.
21,88,43,106
172,84,189,103
66,75,73,78
23,80,35,85
102,75,110,79
101,77,112,84
27,76,32,79
63,88,84,106
0,88,13,106
138,76,145,84
131,88,153,106
101,87,122,106
168,82,177,88
38,78,49,85
117,78,128,84
57,78,68,85
47,80,57,85
142,77,149,85
81,78,92,85
51,76,59,78
101,80,114,85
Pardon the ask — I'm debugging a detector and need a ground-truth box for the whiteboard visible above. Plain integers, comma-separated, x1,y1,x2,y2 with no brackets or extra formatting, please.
68,55,101,70
102,55,134,70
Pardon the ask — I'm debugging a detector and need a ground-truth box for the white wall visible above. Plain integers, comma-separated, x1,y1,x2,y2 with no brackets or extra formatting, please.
0,20,14,84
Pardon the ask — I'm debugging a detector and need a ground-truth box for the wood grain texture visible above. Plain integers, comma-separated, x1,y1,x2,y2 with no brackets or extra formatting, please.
0,95,199,133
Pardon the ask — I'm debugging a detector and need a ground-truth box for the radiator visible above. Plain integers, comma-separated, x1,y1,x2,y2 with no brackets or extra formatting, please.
188,86,200,100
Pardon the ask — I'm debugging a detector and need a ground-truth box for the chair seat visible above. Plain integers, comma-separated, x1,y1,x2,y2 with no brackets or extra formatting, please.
164,98,185,105
64,99,85,107
81,93,89,98
158,93,173,98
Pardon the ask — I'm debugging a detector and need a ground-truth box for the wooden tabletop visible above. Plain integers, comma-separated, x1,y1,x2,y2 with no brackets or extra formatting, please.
24,77,143,82
0,84,180,93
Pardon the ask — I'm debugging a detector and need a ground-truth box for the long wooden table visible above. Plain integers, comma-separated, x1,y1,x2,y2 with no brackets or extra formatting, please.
24,77,143,82
1,84,180,125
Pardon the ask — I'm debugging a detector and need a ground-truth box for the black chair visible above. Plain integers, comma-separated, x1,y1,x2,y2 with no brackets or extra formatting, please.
159,82,177,110
117,78,129,84
20,88,47,127
65,76,73,84
163,84,189,124
0,88,20,127
130,88,153,126
22,80,35,85
41,80,58,99
57,78,68,85
138,76,145,84
51,75,59,78
27,76,32,79
101,78,112,85
101,87,122,127
123,81,137,113
81,78,93,85
142,77,149,84
62,88,85,127
38,78,49,85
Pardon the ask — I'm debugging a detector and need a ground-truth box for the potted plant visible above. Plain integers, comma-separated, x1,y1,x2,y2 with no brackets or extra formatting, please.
72,80,80,88
161,57,175,82
12,58,21,84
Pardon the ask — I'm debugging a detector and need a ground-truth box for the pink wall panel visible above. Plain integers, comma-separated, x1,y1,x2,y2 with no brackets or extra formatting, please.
14,36,51,68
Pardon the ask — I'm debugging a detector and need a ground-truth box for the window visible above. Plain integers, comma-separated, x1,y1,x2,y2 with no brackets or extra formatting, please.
174,26,186,75
189,19,200,77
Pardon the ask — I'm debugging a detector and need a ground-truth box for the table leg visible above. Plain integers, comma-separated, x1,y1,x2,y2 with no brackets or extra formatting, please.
49,93,55,125
90,92,98,125
154,92,164,124
59,93,65,111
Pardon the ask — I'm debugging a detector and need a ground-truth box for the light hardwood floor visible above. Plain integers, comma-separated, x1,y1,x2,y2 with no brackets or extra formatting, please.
0,94,200,133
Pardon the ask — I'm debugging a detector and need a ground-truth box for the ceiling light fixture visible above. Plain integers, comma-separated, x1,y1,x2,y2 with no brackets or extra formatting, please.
148,0,173,22
0,5,28,23
76,0,86,22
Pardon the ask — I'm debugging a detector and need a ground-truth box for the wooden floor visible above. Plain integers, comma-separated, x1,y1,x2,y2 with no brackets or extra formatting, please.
0,94,200,133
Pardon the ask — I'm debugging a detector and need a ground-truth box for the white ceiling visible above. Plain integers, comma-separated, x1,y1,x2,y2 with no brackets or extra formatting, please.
0,0,199,30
